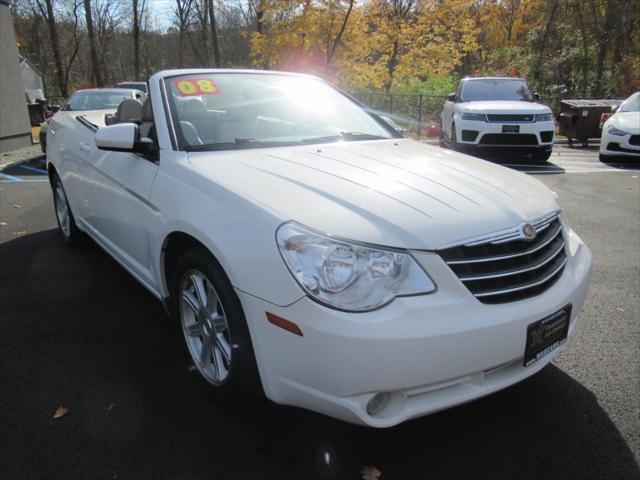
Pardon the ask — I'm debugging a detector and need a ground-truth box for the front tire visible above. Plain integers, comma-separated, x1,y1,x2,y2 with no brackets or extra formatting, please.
450,123,459,151
172,247,261,400
51,171,83,247
599,153,612,163
531,149,552,162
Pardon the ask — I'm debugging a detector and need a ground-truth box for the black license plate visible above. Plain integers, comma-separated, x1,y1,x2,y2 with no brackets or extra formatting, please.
524,305,571,367
502,125,519,133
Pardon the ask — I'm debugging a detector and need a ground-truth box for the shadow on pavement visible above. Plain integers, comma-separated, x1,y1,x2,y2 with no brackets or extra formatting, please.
2,156,47,178
460,149,567,175
1,230,638,479
599,156,640,170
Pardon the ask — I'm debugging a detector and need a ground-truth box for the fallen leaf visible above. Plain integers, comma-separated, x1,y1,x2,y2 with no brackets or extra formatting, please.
13,231,26,235
107,403,115,411
361,466,381,480
53,406,68,419
616,307,625,313
13,204,22,208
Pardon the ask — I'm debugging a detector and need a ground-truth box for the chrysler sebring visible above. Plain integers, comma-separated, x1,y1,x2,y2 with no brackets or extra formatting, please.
46,70,592,427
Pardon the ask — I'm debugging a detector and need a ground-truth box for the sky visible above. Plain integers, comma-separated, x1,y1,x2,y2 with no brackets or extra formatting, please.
147,0,173,31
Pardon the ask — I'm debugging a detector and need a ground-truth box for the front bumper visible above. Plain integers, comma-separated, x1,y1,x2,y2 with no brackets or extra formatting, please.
239,227,592,427
600,132,640,157
456,118,555,149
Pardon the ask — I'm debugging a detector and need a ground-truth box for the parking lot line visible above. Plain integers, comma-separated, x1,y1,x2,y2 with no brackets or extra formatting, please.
18,164,48,175
0,173,26,183
0,172,49,183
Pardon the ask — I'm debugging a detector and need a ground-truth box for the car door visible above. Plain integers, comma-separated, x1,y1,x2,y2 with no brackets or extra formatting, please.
78,138,160,292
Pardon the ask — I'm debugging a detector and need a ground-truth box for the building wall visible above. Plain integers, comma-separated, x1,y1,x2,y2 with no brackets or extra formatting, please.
0,0,32,152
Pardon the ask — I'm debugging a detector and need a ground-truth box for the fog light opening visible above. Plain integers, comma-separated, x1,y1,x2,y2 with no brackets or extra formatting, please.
366,393,390,417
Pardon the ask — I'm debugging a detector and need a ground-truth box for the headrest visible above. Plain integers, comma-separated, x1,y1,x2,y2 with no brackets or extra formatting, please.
141,98,153,122
117,99,143,123
181,99,207,117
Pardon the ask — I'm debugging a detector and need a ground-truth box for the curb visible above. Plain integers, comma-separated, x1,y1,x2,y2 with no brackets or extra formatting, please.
0,153,45,173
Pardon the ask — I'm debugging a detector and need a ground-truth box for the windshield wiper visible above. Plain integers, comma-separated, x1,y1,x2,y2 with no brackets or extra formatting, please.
301,132,387,144
184,138,299,152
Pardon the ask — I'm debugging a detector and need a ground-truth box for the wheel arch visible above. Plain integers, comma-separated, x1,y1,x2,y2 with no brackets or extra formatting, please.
47,162,58,184
160,230,233,306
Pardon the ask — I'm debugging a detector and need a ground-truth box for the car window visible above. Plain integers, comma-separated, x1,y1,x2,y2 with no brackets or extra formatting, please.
164,73,394,150
117,83,148,94
63,92,134,111
619,93,639,112
460,79,532,102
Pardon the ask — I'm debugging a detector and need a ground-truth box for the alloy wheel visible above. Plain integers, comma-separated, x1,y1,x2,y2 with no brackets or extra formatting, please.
53,177,71,237
180,270,233,385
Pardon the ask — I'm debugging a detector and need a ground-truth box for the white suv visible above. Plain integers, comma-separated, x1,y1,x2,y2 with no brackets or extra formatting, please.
440,77,555,161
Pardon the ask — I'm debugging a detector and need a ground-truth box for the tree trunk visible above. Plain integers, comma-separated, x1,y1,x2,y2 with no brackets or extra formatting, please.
326,0,354,67
83,0,103,86
594,0,613,96
37,0,67,97
207,0,221,67
256,0,266,33
506,0,521,43
532,0,559,89
132,0,146,79
385,39,400,92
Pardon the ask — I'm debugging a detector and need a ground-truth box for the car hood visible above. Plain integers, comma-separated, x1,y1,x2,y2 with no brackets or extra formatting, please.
610,112,640,134
458,101,550,114
187,139,558,250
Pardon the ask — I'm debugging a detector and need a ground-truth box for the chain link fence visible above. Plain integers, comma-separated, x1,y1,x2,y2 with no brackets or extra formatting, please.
351,92,447,140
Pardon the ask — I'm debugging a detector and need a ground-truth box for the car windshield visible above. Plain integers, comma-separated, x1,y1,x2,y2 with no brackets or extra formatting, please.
63,92,134,111
164,73,394,151
460,79,533,102
618,93,639,112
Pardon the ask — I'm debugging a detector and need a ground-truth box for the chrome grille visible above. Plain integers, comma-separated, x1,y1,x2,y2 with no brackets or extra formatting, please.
486,114,535,122
438,215,567,304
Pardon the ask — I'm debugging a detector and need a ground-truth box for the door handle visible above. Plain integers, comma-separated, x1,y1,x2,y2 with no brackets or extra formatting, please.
79,143,91,153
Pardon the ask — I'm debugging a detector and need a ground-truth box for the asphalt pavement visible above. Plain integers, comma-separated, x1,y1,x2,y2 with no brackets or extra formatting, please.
1,146,639,479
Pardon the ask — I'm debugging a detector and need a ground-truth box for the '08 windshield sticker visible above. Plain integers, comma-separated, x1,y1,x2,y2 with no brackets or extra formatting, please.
173,78,220,96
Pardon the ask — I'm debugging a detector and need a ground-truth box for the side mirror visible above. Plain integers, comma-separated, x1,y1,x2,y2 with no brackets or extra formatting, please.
447,93,456,102
533,92,540,102
95,123,154,154
51,105,60,113
611,104,619,113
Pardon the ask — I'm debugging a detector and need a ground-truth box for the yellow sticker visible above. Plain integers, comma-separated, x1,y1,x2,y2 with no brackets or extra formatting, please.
173,78,220,96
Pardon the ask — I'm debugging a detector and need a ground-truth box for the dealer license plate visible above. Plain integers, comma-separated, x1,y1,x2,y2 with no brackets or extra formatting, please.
524,305,571,367
502,125,519,133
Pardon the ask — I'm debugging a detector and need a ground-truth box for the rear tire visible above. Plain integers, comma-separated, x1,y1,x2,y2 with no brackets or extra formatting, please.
450,123,459,151
531,150,552,162
172,247,261,401
51,171,83,247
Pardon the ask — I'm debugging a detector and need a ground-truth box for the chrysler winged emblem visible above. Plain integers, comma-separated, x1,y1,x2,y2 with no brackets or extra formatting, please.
522,223,536,240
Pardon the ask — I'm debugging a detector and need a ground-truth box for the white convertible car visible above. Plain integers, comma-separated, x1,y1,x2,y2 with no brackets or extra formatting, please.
47,69,592,427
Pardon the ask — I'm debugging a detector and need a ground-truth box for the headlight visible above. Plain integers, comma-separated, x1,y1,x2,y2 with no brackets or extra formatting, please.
608,126,627,136
461,112,485,121
535,113,553,122
276,222,436,311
